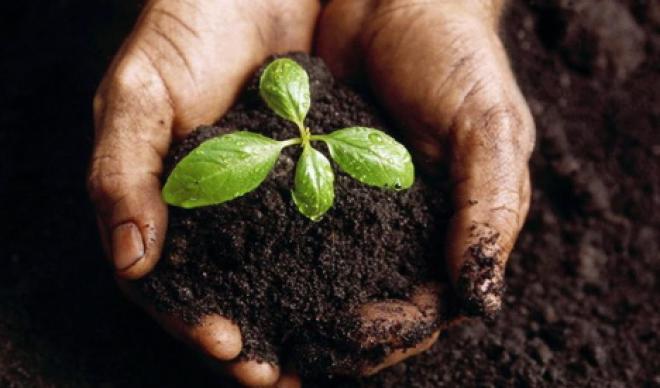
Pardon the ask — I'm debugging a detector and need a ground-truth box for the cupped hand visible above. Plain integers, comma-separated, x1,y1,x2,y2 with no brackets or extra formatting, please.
88,0,317,386
88,0,451,386
318,0,535,317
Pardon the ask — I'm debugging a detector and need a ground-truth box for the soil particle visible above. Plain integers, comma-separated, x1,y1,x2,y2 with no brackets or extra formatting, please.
577,233,607,284
139,53,452,376
528,337,554,365
456,223,506,319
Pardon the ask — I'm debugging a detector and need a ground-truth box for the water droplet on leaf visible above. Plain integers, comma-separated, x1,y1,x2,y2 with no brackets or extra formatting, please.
368,132,384,143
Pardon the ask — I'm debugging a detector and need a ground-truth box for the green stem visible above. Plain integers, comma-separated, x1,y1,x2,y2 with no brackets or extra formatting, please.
296,122,306,138
298,123,311,147
280,137,302,148
309,134,328,142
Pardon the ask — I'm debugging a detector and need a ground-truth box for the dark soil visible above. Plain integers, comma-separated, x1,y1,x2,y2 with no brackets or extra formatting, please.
1,0,659,387
139,53,452,376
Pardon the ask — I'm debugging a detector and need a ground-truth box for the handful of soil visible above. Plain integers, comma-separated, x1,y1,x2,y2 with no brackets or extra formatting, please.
139,53,453,376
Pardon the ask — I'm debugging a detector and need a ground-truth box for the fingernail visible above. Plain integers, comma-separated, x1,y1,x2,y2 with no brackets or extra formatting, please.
456,226,506,319
112,222,145,271
456,223,506,320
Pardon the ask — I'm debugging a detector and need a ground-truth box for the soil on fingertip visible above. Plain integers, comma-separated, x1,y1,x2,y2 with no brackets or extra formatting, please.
138,53,454,376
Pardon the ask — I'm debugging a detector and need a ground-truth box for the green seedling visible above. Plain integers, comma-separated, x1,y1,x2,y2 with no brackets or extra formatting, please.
162,58,414,221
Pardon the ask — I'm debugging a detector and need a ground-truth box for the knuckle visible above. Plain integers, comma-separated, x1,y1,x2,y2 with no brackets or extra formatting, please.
110,59,153,96
478,103,523,142
491,205,521,233
456,97,536,165
93,54,166,135
87,155,126,205
453,102,507,146
104,48,166,101
107,51,174,116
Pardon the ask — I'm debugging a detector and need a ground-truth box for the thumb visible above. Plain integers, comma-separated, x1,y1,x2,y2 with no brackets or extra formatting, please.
88,56,172,279
352,0,535,318
446,105,534,318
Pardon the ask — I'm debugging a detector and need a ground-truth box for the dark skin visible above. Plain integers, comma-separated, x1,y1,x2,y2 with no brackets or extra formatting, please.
88,0,534,386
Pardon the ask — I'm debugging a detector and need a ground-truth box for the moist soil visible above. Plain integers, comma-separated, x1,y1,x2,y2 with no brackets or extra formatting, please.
138,53,453,376
1,0,659,387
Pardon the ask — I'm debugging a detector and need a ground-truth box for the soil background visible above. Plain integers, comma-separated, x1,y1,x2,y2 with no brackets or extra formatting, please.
0,1,658,387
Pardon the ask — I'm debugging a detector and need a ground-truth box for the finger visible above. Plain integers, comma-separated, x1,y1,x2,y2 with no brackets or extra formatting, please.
442,57,534,318
161,314,243,361
220,361,299,388
198,352,283,388
446,143,530,318
122,278,280,385
362,332,438,376
289,285,447,377
89,57,172,279
353,283,447,375
117,279,242,360
443,72,534,318
439,24,534,318
316,0,372,79
223,359,280,387
356,2,535,317
274,372,302,388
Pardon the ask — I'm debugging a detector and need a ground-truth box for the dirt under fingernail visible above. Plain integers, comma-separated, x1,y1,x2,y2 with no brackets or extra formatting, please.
456,225,506,319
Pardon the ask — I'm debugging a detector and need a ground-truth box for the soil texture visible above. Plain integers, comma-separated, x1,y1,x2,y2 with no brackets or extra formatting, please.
0,0,658,387
139,53,452,376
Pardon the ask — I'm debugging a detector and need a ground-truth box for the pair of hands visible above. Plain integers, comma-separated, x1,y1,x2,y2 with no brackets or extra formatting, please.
88,0,534,386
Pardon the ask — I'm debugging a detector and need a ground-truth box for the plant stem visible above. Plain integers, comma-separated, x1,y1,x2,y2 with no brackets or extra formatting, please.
280,137,302,148
298,123,311,147
309,134,328,142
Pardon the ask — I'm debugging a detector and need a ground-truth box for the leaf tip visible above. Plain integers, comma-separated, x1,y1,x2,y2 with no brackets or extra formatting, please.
259,57,310,127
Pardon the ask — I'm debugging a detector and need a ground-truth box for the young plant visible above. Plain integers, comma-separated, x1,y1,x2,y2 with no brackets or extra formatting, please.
162,58,414,221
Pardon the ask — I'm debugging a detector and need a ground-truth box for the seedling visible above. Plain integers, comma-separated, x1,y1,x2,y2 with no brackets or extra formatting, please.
162,58,414,220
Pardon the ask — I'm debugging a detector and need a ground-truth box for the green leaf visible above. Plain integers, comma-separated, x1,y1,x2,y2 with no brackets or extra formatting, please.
162,131,284,208
292,145,335,221
321,127,414,190
259,58,310,127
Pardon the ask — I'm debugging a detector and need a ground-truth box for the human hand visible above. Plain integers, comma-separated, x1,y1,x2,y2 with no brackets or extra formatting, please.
88,0,450,385
88,0,318,386
318,0,534,325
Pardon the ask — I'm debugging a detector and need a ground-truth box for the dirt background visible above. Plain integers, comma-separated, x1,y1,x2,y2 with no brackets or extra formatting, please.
0,1,658,387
